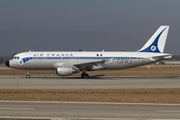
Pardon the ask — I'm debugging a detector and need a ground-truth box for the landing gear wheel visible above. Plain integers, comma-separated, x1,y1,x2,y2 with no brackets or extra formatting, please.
26,74,30,78
26,70,30,78
81,73,89,79
81,74,84,78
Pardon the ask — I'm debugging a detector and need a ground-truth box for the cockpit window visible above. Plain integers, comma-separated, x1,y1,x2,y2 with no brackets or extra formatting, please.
12,56,19,59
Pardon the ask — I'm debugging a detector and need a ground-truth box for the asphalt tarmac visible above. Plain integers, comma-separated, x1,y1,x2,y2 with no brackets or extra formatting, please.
1,67,180,119
0,75,180,89
1,101,180,119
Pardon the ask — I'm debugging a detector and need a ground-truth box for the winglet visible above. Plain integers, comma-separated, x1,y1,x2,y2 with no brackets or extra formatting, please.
138,26,169,53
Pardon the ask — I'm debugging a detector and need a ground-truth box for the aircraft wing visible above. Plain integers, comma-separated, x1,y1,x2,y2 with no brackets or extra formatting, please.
73,60,106,66
72,60,107,70
54,58,113,70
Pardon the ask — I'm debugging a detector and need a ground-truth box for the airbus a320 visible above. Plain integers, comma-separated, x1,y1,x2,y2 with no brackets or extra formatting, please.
5,26,172,78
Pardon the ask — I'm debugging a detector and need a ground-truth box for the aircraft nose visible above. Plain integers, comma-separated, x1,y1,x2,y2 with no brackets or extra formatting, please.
5,60,9,67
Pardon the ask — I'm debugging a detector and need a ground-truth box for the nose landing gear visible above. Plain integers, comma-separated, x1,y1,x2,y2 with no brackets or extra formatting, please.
26,70,30,78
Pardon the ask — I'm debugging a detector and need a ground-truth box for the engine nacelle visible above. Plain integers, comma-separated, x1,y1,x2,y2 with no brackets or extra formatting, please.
56,66,79,76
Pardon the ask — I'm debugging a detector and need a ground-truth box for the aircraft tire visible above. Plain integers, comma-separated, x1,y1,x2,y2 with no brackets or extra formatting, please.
81,73,89,79
26,74,30,78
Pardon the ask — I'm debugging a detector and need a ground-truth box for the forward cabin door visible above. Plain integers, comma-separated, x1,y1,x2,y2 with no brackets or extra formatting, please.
136,53,141,63
25,52,31,64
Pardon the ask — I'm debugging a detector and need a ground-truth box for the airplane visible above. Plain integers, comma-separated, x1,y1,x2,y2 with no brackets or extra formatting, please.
5,26,172,78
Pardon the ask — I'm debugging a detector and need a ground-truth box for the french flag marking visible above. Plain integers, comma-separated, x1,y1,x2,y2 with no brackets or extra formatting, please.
97,54,103,56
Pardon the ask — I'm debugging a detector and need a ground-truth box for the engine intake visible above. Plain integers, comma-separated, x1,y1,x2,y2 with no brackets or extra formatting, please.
56,66,79,76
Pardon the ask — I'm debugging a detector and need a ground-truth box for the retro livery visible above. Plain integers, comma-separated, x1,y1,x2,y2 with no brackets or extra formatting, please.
5,26,172,78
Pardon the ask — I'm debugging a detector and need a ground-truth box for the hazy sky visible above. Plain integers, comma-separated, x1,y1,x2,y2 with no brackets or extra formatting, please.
0,0,180,56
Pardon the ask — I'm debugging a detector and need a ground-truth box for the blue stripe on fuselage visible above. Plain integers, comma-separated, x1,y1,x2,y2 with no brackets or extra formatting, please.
20,56,146,64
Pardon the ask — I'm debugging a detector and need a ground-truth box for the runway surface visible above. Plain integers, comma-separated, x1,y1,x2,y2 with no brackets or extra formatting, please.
0,101,180,119
0,75,180,89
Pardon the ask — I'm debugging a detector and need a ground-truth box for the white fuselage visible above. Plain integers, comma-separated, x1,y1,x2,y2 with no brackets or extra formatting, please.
8,51,171,70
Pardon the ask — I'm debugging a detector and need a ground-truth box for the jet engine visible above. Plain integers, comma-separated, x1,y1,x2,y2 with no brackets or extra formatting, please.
56,66,79,76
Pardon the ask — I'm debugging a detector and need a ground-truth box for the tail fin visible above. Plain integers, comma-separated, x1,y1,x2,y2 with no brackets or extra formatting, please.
138,26,169,53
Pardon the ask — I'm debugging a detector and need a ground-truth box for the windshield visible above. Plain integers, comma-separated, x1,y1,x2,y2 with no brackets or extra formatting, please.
12,56,19,59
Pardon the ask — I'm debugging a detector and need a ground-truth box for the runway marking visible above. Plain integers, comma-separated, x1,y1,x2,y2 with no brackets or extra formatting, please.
0,117,179,120
0,107,34,110
14,77,23,79
1,101,180,106
157,110,180,113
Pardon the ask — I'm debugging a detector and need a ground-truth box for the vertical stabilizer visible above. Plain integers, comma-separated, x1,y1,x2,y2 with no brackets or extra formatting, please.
138,26,169,53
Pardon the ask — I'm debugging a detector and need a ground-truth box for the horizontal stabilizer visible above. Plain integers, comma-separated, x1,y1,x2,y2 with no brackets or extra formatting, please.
150,55,172,61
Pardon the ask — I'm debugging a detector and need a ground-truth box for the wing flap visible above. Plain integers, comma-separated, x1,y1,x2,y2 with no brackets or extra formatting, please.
72,60,106,70
72,60,106,66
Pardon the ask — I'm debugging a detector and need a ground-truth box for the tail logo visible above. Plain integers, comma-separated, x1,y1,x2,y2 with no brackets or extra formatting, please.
151,45,156,51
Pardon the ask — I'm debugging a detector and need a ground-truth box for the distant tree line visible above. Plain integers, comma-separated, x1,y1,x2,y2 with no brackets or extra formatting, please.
0,56,10,64
170,55,180,61
0,53,16,64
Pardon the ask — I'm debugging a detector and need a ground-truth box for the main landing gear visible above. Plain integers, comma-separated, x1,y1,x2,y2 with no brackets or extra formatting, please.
26,70,30,78
81,72,89,78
